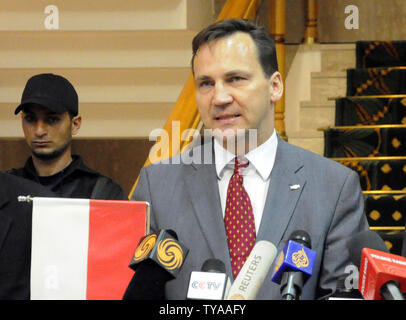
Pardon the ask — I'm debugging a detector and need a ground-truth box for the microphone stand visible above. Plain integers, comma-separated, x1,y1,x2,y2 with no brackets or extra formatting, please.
281,272,303,300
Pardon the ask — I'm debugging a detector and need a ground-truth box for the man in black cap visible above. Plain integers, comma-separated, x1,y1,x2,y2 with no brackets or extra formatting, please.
8,73,127,200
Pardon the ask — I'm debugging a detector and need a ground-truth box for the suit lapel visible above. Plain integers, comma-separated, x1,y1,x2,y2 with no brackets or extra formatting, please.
257,137,306,247
183,154,232,273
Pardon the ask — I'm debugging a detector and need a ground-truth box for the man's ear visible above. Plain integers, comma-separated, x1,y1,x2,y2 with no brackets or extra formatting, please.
269,71,284,103
71,115,82,136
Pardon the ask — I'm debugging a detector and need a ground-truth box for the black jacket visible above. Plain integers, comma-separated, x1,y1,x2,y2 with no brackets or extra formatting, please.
0,172,56,299
8,155,128,200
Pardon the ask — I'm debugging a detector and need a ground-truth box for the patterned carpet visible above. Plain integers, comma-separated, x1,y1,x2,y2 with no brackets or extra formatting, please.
323,41,406,255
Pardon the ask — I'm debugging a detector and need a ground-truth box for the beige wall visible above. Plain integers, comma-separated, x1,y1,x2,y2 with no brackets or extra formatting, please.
1,0,405,140
318,0,406,42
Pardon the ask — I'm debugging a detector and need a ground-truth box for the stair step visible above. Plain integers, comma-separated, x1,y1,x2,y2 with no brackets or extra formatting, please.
0,30,195,68
0,0,212,31
333,157,406,191
364,192,406,228
347,67,406,96
0,102,174,138
335,97,406,126
310,71,347,103
299,102,335,131
288,137,324,156
324,125,406,157
356,41,406,68
288,129,324,155
0,67,190,104
320,44,356,72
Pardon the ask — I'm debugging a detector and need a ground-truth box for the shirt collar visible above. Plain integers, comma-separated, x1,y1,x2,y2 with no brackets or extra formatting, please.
214,129,278,181
23,154,97,179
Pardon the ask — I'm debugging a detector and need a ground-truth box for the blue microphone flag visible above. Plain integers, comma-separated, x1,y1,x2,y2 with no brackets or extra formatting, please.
271,240,317,284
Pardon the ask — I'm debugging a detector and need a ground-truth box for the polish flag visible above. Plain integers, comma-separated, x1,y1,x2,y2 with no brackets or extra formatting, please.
30,197,149,300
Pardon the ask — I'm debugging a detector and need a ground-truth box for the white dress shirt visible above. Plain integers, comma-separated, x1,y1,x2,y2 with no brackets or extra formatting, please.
214,129,278,233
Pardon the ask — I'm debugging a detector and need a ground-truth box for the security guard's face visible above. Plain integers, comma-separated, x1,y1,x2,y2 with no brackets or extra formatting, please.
21,104,81,160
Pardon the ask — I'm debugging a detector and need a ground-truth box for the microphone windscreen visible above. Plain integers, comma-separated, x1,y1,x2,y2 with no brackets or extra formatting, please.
201,259,226,273
166,229,178,240
289,230,312,248
347,231,389,267
187,259,230,300
227,241,278,300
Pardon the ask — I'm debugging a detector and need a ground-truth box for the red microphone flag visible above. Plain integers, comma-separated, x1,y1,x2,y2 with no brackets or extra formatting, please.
359,248,406,300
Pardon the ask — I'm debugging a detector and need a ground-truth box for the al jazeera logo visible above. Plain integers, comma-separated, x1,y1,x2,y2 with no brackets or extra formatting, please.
292,247,309,268
157,238,184,270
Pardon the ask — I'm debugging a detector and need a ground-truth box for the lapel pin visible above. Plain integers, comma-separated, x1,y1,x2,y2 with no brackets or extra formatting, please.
289,184,300,190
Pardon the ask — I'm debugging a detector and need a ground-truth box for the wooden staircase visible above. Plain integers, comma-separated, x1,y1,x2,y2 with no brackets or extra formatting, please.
288,43,355,155
0,0,214,138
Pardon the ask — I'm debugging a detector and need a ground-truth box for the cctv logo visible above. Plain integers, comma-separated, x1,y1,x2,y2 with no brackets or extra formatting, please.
187,271,229,299
191,281,221,291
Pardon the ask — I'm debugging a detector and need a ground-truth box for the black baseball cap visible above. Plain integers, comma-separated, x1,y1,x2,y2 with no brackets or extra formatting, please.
14,73,78,116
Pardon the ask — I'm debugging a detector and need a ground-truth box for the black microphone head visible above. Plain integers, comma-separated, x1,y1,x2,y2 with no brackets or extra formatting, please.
289,230,312,248
201,259,226,273
347,231,389,267
166,229,178,240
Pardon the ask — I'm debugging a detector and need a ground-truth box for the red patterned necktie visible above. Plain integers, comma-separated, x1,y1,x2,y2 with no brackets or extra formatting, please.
224,157,256,278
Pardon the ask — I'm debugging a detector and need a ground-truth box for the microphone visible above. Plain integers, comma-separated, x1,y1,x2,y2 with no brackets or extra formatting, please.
348,230,406,300
271,230,317,300
226,240,278,300
122,229,189,300
186,259,231,300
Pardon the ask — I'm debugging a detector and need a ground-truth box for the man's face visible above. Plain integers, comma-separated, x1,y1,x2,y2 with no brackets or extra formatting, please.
193,32,283,150
21,104,81,160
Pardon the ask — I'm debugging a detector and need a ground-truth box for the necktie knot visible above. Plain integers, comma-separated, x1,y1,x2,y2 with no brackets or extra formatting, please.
234,157,249,175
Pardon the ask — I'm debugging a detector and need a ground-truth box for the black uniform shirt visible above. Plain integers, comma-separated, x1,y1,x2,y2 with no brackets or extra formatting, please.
8,155,128,200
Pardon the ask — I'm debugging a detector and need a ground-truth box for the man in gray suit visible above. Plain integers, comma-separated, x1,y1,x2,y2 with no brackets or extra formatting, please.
131,19,369,299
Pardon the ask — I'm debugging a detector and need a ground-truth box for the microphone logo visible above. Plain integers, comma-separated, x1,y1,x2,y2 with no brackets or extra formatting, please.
133,233,157,262
271,240,316,285
157,238,184,270
292,248,309,268
129,230,189,276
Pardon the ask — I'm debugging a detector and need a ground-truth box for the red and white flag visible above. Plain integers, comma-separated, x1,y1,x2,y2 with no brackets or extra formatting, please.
30,197,149,300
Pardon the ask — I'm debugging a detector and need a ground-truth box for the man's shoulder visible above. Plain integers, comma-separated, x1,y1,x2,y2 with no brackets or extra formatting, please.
6,167,26,178
59,155,128,200
1,171,29,189
89,174,128,200
0,171,54,198
142,145,210,177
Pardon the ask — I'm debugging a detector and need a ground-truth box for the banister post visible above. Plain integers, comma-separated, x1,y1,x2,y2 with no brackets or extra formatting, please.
303,0,318,44
268,0,287,141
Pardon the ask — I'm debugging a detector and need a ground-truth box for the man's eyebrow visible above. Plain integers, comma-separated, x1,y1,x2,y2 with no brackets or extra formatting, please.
224,70,249,77
195,75,212,81
195,70,249,81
